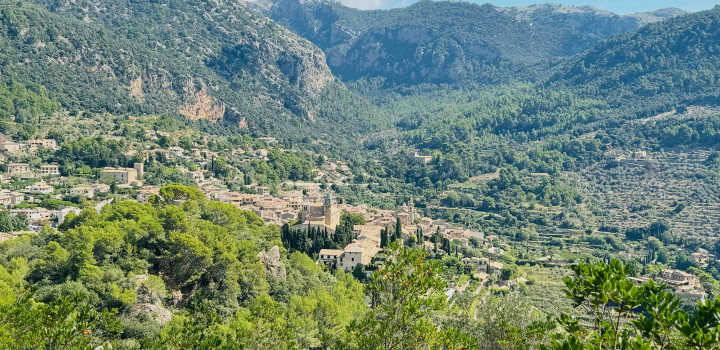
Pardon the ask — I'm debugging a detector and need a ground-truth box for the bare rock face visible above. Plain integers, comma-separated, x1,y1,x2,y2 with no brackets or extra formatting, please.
128,76,144,101
257,245,286,281
179,79,226,122
238,117,249,130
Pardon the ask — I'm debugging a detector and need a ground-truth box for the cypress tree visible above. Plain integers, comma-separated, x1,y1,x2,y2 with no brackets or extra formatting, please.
380,228,388,248
395,217,402,241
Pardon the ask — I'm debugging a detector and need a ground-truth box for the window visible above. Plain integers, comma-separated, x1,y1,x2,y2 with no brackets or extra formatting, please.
351,258,355,262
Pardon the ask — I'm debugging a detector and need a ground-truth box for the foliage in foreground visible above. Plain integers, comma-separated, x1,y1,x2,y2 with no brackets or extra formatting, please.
5,206,720,350
546,259,720,350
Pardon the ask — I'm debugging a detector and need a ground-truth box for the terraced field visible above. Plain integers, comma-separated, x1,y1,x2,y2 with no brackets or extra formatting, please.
578,149,720,239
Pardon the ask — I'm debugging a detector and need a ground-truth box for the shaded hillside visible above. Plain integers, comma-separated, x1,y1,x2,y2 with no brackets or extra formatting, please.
264,0,683,85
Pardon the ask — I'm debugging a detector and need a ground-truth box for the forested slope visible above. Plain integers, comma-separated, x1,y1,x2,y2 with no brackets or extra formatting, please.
0,0,384,153
551,6,720,116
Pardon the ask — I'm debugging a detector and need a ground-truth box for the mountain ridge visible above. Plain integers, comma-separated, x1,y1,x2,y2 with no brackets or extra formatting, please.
261,0,687,85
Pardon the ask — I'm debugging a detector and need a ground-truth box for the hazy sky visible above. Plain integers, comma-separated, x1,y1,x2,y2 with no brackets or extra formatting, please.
336,0,717,14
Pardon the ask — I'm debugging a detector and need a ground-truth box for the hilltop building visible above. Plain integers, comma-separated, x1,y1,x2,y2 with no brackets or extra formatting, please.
412,152,433,164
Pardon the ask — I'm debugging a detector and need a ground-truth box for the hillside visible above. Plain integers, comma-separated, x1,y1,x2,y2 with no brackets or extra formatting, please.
5,1,720,349
500,4,686,55
0,0,383,151
264,0,684,85
550,6,720,114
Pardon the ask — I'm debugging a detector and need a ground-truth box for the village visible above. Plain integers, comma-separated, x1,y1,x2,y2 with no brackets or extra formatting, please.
0,130,715,297
0,131,518,287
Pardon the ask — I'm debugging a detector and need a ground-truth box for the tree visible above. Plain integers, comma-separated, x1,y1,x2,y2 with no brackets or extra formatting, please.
348,244,473,349
646,237,663,261
0,291,120,349
501,264,518,281
159,184,205,202
442,238,451,255
163,232,213,289
342,212,367,226
352,264,365,282
447,291,555,350
545,259,720,350
498,165,520,190
380,228,388,248
395,217,402,241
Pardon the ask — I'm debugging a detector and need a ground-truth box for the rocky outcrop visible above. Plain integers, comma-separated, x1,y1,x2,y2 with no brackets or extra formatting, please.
127,302,173,325
126,274,173,325
179,80,226,122
128,76,144,101
238,117,249,130
257,245,286,281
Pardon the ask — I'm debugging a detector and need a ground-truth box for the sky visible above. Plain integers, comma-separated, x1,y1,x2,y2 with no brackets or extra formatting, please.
336,0,717,14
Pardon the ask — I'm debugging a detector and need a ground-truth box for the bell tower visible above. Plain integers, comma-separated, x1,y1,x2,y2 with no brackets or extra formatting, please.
324,194,334,227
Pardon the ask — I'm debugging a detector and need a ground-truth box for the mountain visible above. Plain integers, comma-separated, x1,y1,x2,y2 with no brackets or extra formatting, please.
626,7,688,26
263,0,685,85
499,4,687,56
0,0,367,142
550,6,720,114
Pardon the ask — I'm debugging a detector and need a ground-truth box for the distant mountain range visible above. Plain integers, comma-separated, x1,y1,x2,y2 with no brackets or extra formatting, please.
549,5,720,113
260,0,687,84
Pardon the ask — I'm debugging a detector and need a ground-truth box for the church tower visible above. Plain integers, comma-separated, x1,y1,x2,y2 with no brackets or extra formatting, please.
324,193,334,227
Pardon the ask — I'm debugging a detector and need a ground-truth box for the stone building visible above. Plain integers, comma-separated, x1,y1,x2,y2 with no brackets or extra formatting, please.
100,167,138,185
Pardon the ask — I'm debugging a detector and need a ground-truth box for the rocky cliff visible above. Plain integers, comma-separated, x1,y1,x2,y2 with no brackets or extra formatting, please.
16,0,338,124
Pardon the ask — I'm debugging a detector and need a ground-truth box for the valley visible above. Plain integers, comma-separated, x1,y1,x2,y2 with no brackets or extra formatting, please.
0,0,719,348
